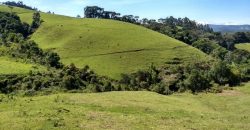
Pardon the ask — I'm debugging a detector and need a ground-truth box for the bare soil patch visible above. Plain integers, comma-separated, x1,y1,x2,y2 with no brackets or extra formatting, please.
217,90,243,96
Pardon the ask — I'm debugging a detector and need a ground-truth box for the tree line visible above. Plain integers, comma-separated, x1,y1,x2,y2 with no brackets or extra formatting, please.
2,57,249,95
2,1,38,11
84,6,140,24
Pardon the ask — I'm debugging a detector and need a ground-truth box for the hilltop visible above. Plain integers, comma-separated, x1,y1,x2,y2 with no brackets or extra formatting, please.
0,5,206,78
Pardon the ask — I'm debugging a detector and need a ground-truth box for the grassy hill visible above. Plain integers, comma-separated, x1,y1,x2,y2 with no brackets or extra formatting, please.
0,83,250,130
0,56,46,75
0,5,207,79
236,43,250,52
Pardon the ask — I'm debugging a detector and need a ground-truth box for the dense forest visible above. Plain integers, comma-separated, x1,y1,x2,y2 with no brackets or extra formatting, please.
0,2,250,96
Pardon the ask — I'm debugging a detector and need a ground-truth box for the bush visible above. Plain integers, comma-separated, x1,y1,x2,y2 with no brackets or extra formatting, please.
45,51,62,68
210,61,240,86
31,12,42,30
62,75,81,90
183,70,212,93
86,84,99,92
211,47,228,60
150,83,173,95
192,38,219,54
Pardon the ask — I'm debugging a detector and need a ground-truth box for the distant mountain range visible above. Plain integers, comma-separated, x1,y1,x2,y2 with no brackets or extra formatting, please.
209,24,250,33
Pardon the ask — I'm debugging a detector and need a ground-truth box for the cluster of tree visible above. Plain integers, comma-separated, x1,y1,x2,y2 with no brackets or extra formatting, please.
0,12,61,68
228,32,250,44
141,17,250,51
141,17,230,51
120,58,249,94
30,12,43,31
192,38,250,63
2,1,37,11
0,64,116,94
191,38,250,84
142,17,214,44
84,6,120,19
0,11,42,38
1,57,249,95
84,6,140,24
2,39,62,68
47,11,55,14
0,12,31,37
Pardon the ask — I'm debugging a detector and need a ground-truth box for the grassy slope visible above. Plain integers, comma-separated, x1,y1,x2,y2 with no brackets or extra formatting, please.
236,43,250,52
0,5,207,79
0,83,250,130
0,56,46,75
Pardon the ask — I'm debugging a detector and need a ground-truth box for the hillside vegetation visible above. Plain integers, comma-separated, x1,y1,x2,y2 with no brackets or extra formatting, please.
0,82,250,130
0,56,45,75
0,6,237,96
236,43,250,52
0,5,249,95
0,5,206,78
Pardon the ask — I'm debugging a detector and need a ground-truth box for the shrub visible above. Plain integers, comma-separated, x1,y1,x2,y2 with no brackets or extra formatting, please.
45,51,62,68
210,61,240,86
150,83,173,95
192,38,219,54
61,75,81,90
183,70,212,93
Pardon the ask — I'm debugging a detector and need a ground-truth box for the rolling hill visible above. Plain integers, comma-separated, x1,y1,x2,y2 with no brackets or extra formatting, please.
0,82,250,129
1,4,250,130
0,5,207,78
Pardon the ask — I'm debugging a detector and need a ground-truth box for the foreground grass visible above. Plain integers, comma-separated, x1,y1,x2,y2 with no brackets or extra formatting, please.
236,43,250,52
0,5,206,79
0,83,250,130
0,56,46,75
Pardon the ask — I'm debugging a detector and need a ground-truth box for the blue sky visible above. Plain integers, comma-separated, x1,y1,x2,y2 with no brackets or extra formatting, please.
0,0,250,25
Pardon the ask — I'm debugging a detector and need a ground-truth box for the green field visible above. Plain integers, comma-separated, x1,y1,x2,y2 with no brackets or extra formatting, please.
0,5,206,78
0,83,249,130
0,56,46,75
236,43,250,52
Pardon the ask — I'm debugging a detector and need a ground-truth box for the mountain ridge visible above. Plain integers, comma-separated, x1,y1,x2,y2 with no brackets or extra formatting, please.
209,24,250,33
